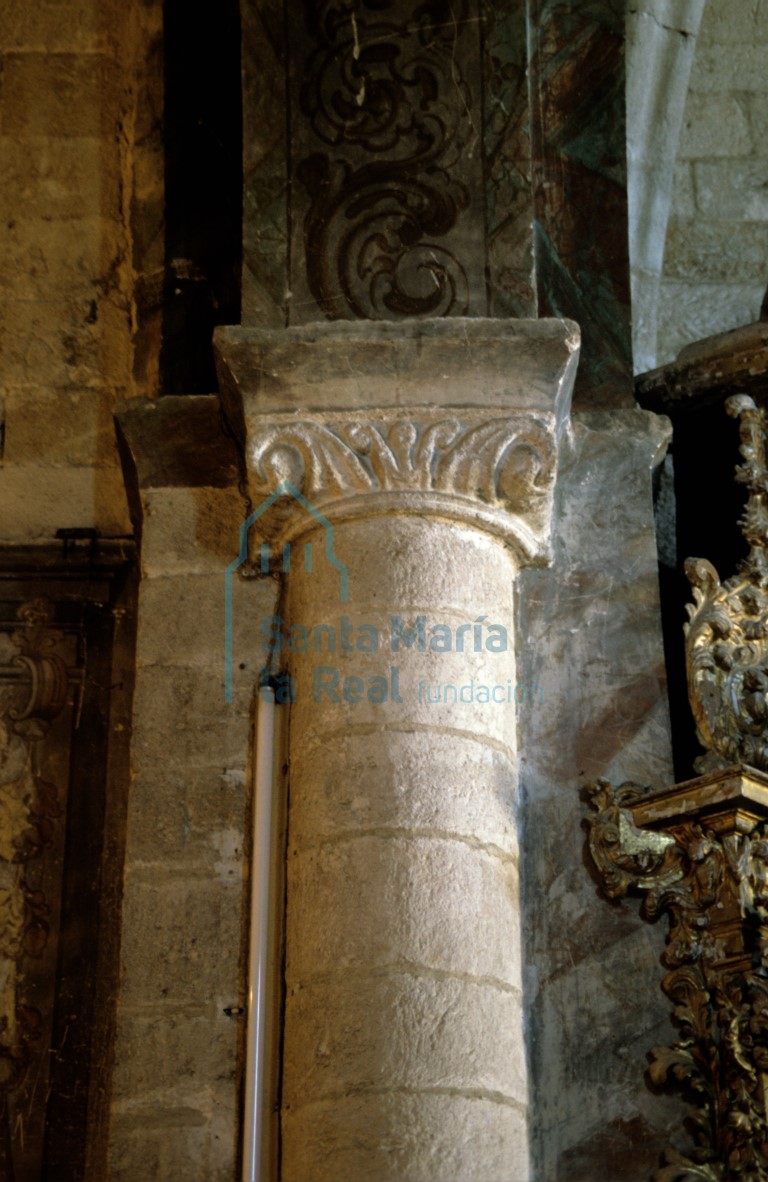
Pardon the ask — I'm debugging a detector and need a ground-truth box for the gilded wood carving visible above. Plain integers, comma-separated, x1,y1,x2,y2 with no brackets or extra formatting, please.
587,397,768,1180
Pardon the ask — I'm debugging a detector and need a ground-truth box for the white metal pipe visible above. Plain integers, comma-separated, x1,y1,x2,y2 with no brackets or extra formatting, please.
243,682,276,1182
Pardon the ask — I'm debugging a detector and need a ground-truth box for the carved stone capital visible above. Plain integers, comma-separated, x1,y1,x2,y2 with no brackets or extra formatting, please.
214,318,578,565
247,407,558,562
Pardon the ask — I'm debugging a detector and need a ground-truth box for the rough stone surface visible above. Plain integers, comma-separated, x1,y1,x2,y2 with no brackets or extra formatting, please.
216,317,579,418
0,0,163,544
289,730,519,856
625,0,706,373
107,460,264,1180
280,517,527,1180
658,0,768,363
281,1093,529,1182
517,410,686,1181
283,973,527,1104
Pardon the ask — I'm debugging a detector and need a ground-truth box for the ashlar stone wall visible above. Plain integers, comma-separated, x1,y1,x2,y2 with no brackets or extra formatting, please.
0,0,163,542
658,0,768,362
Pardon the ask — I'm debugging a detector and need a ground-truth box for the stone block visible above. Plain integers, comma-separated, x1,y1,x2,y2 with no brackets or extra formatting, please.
109,1100,236,1182
670,161,695,219
125,767,248,866
698,1,768,46
283,972,526,1105
286,836,521,988
129,664,251,772
695,159,768,221
0,0,103,54
4,387,117,465
117,875,242,1008
678,93,751,159
688,44,768,93
137,486,255,577
111,1007,237,1100
0,136,118,223
0,53,121,137
281,1092,529,1182
655,281,764,364
135,572,268,676
0,292,131,388
216,317,578,420
0,216,121,301
288,729,519,857
745,92,768,158
286,628,519,754
285,515,517,621
0,463,132,541
107,1128,163,1182
663,219,768,284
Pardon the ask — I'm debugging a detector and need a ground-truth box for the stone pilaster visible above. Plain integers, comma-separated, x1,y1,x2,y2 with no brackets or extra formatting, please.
215,318,578,1182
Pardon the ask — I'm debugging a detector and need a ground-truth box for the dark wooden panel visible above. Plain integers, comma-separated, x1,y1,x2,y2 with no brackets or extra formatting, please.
0,548,136,1182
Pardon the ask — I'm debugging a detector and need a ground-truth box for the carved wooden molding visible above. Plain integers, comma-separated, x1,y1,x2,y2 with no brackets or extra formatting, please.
0,599,68,1097
587,767,768,1181
247,408,559,562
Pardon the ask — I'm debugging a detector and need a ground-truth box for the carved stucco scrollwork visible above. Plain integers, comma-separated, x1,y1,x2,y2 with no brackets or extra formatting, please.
294,0,478,320
685,396,768,774
248,409,559,561
0,599,66,1097
587,778,768,1181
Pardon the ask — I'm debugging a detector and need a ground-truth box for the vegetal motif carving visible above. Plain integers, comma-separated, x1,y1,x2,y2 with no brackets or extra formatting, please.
248,410,559,560
294,0,480,319
685,396,768,773
0,599,66,1098
585,400,768,1178
587,773,768,1181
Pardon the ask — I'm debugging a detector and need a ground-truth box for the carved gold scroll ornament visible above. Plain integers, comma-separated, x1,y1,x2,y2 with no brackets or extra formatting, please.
587,397,768,1181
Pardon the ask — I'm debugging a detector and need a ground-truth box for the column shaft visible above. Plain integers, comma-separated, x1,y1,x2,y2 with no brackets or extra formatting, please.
280,516,528,1182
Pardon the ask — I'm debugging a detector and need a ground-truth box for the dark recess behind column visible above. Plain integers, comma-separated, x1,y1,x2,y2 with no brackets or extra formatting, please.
161,0,243,394
527,0,634,409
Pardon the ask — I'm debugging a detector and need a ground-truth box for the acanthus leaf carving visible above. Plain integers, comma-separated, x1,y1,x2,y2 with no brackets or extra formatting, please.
247,409,558,560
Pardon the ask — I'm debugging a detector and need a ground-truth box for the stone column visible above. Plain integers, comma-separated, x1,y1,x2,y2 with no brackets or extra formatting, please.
215,318,578,1182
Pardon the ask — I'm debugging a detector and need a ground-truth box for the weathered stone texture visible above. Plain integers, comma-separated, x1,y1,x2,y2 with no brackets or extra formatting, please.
108,542,267,1178
106,410,266,1181
281,1092,529,1182
518,411,687,1180
658,0,768,363
0,0,163,542
215,319,580,1182
280,516,527,1181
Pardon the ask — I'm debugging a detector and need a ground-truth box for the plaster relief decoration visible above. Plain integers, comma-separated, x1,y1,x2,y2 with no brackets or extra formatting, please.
0,600,67,1147
248,409,558,562
586,397,768,1180
291,0,486,321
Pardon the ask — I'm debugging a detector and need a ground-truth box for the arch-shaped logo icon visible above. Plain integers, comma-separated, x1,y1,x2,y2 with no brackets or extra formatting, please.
224,481,349,703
